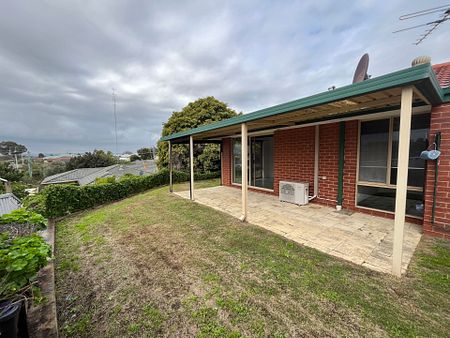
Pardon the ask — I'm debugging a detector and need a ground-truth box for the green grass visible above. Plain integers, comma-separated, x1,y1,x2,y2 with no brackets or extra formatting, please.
55,179,450,337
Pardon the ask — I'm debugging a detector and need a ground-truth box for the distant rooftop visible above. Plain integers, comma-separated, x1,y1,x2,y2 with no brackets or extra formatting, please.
41,160,157,186
0,193,21,216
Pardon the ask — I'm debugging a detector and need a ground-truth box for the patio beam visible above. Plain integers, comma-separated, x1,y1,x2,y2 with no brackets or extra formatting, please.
190,135,194,200
240,123,248,222
169,141,173,193
392,86,413,277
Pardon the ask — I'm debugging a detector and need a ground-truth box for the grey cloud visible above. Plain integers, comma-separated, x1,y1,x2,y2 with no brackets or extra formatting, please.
0,0,448,153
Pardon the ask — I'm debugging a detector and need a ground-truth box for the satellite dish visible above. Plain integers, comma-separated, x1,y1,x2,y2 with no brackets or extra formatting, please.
352,53,370,83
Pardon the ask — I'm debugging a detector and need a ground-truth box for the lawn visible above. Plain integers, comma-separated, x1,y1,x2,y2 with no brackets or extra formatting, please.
55,180,450,337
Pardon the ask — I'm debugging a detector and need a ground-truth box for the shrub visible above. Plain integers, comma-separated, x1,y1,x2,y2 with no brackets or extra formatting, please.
0,233,52,299
28,169,219,218
22,193,47,216
95,176,116,185
0,208,47,229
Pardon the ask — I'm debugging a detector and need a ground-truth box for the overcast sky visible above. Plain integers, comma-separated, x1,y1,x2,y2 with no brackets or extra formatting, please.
0,0,448,154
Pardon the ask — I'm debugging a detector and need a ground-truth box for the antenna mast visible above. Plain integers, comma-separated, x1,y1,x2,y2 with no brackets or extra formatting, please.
112,88,118,155
393,5,450,45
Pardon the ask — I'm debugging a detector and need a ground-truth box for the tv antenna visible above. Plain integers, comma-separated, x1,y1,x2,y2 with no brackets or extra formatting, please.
112,88,118,155
393,5,450,45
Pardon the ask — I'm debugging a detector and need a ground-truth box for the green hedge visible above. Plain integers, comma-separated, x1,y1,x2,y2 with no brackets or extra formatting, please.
25,169,219,218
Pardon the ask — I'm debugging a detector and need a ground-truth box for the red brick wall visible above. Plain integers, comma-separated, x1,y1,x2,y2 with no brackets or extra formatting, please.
317,123,340,206
423,103,450,238
343,121,358,210
273,127,316,195
221,138,232,186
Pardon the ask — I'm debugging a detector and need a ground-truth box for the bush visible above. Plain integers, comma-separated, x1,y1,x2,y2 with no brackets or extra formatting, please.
0,208,47,229
28,169,219,218
95,176,116,185
0,233,52,299
22,193,47,216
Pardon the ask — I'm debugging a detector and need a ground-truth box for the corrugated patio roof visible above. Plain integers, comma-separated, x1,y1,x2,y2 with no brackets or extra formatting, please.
161,62,448,143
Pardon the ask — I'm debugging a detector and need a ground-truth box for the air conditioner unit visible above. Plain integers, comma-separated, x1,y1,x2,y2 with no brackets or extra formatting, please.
279,181,309,205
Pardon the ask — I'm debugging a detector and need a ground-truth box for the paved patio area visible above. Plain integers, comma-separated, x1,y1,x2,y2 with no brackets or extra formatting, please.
175,186,423,274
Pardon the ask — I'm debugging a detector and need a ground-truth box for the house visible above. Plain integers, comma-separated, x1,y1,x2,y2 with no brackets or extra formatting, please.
40,160,157,186
161,57,450,276
0,193,21,216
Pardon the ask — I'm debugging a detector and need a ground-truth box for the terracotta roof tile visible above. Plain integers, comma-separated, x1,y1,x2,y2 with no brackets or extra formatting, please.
433,62,450,88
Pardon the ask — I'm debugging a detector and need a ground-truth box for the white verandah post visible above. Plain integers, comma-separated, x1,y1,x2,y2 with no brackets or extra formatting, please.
190,135,195,201
240,123,248,221
392,86,413,277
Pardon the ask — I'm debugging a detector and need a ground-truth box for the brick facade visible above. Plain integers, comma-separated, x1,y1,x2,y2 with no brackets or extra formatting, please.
221,138,232,186
423,103,450,238
343,121,358,210
220,112,448,234
317,123,340,206
273,126,316,196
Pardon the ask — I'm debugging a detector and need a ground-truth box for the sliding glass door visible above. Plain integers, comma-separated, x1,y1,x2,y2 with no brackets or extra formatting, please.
232,135,274,190
250,136,274,189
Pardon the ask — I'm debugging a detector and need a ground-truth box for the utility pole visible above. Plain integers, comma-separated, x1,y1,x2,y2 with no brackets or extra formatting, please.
112,88,118,156
27,152,33,178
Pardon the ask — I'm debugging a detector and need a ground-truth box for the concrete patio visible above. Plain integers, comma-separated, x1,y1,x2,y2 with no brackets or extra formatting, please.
175,186,423,274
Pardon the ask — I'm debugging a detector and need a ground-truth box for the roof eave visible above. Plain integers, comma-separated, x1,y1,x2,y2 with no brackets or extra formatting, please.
161,63,444,142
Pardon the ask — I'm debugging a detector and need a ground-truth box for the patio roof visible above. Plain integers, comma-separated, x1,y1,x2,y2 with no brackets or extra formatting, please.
161,62,448,143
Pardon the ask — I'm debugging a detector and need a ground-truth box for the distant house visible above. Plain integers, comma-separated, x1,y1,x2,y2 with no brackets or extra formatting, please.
40,160,157,187
118,153,135,162
0,193,21,216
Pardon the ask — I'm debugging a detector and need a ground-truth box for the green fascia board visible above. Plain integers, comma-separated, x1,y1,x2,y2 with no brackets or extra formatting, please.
442,87,450,102
161,63,443,142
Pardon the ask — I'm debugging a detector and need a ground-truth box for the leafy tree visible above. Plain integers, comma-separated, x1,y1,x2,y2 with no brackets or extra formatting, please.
157,96,238,172
130,154,141,162
43,161,67,177
137,147,153,160
38,153,45,158
0,141,27,156
66,150,118,170
0,162,23,182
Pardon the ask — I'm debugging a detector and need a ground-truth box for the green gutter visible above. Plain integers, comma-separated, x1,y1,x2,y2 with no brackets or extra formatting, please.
161,63,443,142
337,122,345,207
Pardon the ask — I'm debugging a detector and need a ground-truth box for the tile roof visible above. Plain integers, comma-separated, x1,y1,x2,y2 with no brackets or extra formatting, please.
41,165,118,185
40,161,157,186
0,193,21,216
433,62,450,88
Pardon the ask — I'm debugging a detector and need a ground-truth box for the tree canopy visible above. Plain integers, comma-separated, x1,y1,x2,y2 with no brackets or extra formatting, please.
66,150,118,170
0,162,23,182
0,141,27,156
157,96,238,172
137,147,153,160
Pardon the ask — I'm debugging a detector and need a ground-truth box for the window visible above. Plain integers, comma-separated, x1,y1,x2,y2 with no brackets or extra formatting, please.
357,113,430,217
232,135,274,190
390,114,430,187
232,139,242,184
358,119,390,183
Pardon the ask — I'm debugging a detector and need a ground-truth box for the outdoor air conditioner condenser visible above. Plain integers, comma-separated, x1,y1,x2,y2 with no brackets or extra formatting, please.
279,181,309,205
